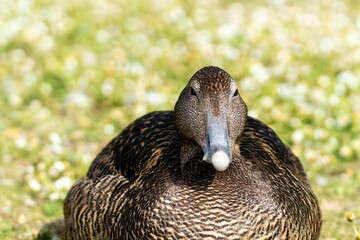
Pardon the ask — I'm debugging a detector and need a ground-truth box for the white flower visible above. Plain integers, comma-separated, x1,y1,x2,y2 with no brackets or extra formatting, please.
54,176,72,190
329,94,340,106
250,64,270,83
29,179,42,191
313,128,326,140
251,9,269,26
15,136,27,148
49,161,66,177
101,78,114,96
339,145,352,158
96,30,111,44
217,23,239,40
49,133,64,154
24,21,48,42
291,130,304,144
104,124,115,135
64,57,78,73
260,96,274,109
82,51,97,66
66,91,90,108
49,132,62,145
17,214,27,224
49,192,60,201
146,91,165,106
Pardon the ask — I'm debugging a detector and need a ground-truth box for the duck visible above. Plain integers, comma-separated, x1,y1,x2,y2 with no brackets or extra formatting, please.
64,66,321,239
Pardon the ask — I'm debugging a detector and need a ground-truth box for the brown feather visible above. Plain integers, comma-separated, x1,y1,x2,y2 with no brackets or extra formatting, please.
64,66,321,240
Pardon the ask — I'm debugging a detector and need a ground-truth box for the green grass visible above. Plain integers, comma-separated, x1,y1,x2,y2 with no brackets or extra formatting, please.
1,0,360,239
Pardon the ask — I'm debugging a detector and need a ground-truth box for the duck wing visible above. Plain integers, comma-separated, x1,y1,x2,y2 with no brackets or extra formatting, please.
86,111,177,181
241,116,309,185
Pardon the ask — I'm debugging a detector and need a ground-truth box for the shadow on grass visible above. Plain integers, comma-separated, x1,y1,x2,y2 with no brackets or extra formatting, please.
37,219,65,240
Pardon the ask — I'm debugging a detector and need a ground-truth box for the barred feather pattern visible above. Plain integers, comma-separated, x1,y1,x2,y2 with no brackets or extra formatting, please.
64,111,321,240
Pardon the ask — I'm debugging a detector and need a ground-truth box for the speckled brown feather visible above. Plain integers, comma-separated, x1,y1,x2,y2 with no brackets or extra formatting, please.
64,67,321,240
64,114,321,239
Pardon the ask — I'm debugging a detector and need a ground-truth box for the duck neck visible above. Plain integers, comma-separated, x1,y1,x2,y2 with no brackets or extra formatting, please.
178,138,251,181
179,139,203,172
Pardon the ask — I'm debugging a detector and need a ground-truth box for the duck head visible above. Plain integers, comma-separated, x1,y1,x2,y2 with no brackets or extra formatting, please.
174,66,247,172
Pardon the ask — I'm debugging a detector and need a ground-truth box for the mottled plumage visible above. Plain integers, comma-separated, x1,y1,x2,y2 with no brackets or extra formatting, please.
64,66,321,239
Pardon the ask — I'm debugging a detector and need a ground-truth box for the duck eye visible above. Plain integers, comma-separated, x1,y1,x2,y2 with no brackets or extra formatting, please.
233,89,239,97
190,87,197,97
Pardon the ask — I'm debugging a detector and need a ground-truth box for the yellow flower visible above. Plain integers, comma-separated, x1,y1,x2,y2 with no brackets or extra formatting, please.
346,212,355,222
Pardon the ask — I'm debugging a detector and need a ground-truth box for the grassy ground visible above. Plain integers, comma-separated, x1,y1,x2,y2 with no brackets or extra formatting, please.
1,0,360,239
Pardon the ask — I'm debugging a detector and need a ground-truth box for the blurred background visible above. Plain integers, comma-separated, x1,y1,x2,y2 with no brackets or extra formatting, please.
1,0,359,239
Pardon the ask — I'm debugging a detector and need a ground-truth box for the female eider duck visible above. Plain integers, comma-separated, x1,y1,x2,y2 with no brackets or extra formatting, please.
64,66,321,239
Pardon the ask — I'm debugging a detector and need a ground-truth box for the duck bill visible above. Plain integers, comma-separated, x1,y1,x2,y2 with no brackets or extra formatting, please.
202,109,232,171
